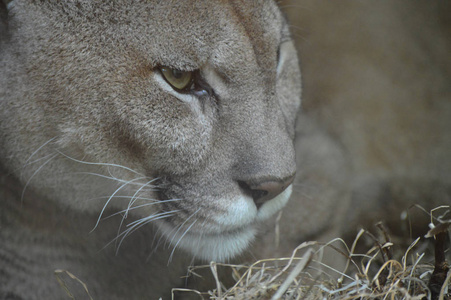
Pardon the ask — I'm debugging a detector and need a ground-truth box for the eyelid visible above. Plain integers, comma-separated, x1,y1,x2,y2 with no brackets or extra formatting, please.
157,66,213,97
159,66,194,93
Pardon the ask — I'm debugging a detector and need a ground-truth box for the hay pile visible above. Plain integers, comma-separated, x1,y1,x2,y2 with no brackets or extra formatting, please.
174,207,450,300
55,207,450,299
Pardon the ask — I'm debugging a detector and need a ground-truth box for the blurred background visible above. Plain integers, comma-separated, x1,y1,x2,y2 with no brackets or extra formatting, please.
255,0,451,259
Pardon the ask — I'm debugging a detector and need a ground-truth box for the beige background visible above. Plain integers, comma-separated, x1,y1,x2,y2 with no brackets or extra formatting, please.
255,0,451,259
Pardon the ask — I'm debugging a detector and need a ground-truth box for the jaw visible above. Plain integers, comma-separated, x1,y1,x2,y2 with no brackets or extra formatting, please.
156,221,257,262
154,185,293,262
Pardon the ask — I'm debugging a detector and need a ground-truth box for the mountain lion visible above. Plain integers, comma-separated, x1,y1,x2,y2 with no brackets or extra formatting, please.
0,0,301,298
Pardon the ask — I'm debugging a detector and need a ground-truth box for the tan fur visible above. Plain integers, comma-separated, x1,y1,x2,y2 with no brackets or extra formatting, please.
0,0,301,298
2,0,450,298
256,0,451,260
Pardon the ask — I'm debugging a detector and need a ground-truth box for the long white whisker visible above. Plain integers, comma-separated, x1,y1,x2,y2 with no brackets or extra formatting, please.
191,217,208,257
115,178,159,246
147,226,164,262
165,207,200,257
23,137,57,166
115,210,179,254
125,211,173,228
168,208,200,247
107,199,182,220
156,227,169,250
100,210,178,253
82,196,182,222
125,178,159,219
21,153,58,203
22,153,56,169
91,176,147,232
71,171,148,186
168,218,198,264
55,149,144,177
86,195,180,203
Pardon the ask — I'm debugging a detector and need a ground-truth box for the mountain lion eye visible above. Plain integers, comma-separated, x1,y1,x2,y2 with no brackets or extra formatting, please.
160,67,193,91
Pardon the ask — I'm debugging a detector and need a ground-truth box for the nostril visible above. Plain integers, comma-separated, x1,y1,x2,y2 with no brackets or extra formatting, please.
237,180,268,209
250,189,268,202
238,181,268,208
237,174,295,209
252,189,269,209
237,180,253,197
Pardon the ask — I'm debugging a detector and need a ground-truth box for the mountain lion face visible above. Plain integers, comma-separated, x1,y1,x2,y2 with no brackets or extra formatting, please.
0,0,301,261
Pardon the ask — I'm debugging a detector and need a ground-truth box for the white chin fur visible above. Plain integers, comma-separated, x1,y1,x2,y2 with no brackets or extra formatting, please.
158,222,256,262
214,195,257,228
157,185,292,261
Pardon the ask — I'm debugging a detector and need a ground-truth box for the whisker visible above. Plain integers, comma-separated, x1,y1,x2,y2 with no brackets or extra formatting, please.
23,136,57,166
72,171,150,187
167,208,200,248
166,207,201,261
168,218,198,264
91,176,147,232
116,178,159,246
21,153,58,203
125,210,173,228
152,222,173,256
104,203,158,221
100,210,177,253
115,199,182,219
86,195,179,203
115,210,179,254
55,149,144,177
22,152,56,169
116,179,159,246
125,178,159,219
189,217,208,257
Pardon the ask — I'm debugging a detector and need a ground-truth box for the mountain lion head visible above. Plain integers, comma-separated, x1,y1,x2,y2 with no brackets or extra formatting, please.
0,0,301,261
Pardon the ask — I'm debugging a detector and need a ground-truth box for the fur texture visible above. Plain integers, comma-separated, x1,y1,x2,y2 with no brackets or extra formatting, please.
0,0,301,298
2,0,450,299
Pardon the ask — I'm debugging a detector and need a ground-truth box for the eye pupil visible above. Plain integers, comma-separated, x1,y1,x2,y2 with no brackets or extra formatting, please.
160,67,193,91
172,69,183,79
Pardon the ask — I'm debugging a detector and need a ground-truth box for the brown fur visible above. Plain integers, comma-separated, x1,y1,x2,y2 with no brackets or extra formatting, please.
0,0,301,298
256,0,451,260
1,0,450,299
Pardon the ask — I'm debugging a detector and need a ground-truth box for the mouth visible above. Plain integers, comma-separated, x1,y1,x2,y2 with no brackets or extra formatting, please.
152,182,292,261
156,219,257,262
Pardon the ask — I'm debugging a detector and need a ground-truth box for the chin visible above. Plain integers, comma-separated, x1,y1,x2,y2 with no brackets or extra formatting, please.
157,222,257,262
154,185,294,262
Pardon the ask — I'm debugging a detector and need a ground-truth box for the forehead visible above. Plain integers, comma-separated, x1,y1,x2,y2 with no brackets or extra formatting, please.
33,0,287,72
227,0,287,64
128,0,287,70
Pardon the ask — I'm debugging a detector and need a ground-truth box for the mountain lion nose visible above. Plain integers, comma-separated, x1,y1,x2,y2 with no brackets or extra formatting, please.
238,175,295,209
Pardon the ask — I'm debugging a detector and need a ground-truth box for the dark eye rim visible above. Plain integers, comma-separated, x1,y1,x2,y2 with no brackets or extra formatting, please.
157,66,213,96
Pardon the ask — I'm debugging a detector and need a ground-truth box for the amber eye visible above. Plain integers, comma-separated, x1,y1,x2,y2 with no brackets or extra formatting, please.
160,67,193,91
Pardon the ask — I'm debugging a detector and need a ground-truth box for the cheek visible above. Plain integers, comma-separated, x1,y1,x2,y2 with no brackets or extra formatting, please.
277,47,302,130
145,117,213,173
109,93,214,174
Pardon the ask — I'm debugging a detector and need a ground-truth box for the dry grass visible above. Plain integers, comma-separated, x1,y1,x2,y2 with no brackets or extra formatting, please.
55,206,450,299
55,269,94,300
173,206,451,300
